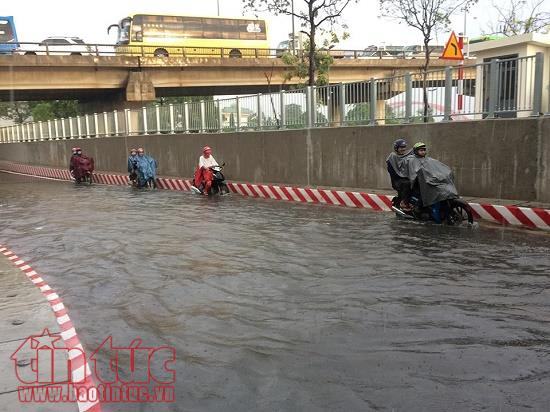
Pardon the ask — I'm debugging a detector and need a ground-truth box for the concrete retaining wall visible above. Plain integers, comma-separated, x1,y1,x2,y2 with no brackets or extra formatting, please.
1,117,549,202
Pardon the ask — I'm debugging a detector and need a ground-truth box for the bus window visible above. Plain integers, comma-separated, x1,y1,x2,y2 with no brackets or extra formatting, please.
0,19,15,42
203,18,221,39
182,17,204,38
119,18,131,43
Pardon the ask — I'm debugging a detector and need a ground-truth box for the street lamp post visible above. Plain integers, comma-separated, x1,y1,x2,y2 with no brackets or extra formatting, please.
291,0,296,55
217,0,220,16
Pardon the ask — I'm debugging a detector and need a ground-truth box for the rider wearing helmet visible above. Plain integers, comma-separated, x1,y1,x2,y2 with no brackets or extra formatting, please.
134,148,158,188
386,138,414,211
193,146,219,195
127,148,138,184
69,147,94,182
413,142,427,158
407,142,429,193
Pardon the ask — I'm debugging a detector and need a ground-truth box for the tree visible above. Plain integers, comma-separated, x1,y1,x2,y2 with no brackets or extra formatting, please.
0,101,33,124
488,0,550,36
379,0,476,122
31,100,80,121
243,0,356,86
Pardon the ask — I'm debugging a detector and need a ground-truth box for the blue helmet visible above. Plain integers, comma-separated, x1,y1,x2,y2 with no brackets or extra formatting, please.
393,139,407,151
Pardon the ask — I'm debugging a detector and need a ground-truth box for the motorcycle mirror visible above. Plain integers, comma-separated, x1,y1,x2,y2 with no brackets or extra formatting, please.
221,162,226,166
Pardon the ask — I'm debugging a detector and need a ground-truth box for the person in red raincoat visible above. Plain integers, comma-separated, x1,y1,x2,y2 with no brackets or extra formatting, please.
70,147,95,182
193,146,218,195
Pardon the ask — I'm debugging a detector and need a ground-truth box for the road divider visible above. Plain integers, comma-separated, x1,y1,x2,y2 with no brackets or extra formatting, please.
0,243,101,412
1,161,549,231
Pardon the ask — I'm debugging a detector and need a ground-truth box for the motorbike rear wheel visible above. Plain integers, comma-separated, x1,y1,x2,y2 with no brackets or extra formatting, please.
447,199,474,225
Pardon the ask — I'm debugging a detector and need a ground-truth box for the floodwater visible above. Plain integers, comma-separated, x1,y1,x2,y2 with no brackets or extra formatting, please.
1,171,550,411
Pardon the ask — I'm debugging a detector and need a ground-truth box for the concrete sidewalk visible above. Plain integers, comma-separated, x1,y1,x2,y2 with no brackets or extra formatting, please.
0,254,76,412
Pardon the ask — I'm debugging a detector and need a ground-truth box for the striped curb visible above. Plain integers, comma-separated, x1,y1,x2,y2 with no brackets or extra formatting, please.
1,161,549,231
0,244,101,412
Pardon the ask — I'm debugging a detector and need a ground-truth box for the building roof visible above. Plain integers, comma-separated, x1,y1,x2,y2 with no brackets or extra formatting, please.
469,32,550,53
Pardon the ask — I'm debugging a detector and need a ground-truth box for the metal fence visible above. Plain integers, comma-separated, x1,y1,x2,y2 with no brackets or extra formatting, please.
0,53,546,143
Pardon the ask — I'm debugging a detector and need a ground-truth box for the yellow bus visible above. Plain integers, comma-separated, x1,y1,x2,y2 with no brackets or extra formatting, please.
108,13,269,58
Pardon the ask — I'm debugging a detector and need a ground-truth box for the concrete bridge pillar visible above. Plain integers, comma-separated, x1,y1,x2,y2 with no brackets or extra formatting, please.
126,72,156,103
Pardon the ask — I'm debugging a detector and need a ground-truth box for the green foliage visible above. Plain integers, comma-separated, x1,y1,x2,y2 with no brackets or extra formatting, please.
345,103,370,125
243,0,356,85
0,102,33,124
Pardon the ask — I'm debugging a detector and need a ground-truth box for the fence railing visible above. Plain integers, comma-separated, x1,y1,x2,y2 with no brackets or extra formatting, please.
0,41,452,60
0,53,546,144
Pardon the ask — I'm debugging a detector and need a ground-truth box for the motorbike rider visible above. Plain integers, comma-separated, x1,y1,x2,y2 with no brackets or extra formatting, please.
69,147,94,182
193,146,218,195
134,148,158,188
127,148,138,184
386,138,414,211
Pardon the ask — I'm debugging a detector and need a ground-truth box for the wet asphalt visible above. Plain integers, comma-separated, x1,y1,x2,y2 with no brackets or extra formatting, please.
1,172,550,411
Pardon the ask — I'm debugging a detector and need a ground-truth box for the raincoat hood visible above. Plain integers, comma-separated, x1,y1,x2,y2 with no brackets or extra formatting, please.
408,156,458,206
386,149,413,178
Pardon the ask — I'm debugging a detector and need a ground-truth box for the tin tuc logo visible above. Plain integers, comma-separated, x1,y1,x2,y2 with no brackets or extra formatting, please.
11,329,176,404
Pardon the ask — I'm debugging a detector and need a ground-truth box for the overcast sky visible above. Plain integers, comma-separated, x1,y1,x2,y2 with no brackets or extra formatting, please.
5,0,545,49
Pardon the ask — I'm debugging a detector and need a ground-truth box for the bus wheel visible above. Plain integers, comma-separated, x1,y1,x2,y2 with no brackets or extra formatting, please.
154,48,169,58
24,52,36,55
70,52,82,56
229,49,242,58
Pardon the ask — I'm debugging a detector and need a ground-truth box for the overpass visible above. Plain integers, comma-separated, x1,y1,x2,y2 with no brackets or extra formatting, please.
0,54,459,111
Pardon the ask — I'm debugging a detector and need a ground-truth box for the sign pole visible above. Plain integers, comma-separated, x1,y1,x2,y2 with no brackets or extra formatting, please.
457,33,464,112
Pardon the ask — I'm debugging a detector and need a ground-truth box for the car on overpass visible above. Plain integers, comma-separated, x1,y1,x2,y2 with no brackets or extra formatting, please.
18,36,93,56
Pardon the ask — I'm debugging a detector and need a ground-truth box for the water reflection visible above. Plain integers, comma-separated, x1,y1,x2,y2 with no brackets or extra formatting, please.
1,172,550,411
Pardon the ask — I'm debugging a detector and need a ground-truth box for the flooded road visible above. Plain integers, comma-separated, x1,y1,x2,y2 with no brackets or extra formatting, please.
1,172,550,411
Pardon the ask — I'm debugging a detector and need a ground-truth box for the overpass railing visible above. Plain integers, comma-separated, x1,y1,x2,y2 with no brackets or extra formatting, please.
0,41,449,60
0,53,546,143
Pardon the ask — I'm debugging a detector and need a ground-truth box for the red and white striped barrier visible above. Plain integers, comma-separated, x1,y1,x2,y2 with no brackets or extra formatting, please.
1,161,549,231
0,244,101,412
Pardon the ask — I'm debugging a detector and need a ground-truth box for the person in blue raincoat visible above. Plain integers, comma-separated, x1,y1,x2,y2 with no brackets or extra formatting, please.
127,148,138,185
134,147,158,188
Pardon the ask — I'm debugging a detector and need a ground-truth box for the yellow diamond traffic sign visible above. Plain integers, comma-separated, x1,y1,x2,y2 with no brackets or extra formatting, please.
440,31,464,61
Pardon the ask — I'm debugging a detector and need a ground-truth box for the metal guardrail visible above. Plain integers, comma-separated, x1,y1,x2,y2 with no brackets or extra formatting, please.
0,42,451,60
0,53,546,143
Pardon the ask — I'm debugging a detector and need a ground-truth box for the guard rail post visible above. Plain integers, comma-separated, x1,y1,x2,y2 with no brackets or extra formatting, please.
76,116,82,138
113,110,119,135
93,113,99,137
155,105,161,134
48,120,53,140
54,119,60,140
125,109,132,136
69,117,74,138
39,121,44,141
405,73,412,123
60,118,66,139
184,103,190,133
200,101,206,133
236,96,241,132
443,67,453,121
306,86,313,128
85,115,91,138
531,52,544,116
217,100,223,132
369,78,377,126
256,93,262,130
169,104,175,134
142,107,148,135
487,59,499,118
103,112,109,136
339,83,346,127
279,90,285,129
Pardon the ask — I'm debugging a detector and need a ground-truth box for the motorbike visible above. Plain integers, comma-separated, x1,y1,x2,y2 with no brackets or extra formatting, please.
191,164,230,196
71,169,93,185
391,156,474,225
391,195,473,225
